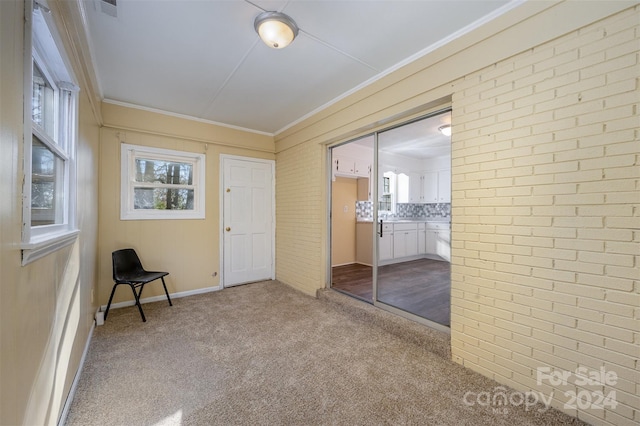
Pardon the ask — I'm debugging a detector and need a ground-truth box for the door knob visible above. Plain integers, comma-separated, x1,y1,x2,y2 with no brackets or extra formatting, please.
226,227,231,232
226,188,231,192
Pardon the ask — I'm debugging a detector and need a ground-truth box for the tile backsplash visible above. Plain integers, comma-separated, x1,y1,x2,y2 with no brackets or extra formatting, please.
356,201,451,220
355,201,374,218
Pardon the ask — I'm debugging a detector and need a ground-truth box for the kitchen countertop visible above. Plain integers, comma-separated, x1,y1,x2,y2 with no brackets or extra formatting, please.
357,218,451,223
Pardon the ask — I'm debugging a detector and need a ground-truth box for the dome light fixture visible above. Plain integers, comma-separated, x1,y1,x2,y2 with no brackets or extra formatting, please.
438,125,452,137
254,11,299,49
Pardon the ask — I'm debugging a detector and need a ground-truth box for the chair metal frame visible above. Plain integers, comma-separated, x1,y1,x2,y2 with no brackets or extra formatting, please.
105,248,173,322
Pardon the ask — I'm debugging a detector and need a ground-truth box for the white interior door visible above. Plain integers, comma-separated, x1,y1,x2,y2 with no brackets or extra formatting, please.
222,157,274,287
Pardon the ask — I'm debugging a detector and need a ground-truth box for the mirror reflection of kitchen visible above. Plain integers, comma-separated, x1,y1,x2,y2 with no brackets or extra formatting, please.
377,111,451,326
330,110,451,327
331,135,375,302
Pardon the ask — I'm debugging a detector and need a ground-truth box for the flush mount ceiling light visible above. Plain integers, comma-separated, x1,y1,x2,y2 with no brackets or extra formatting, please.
254,11,299,49
438,125,452,137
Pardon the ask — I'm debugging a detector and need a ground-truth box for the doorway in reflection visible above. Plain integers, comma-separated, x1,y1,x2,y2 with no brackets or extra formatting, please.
330,136,374,303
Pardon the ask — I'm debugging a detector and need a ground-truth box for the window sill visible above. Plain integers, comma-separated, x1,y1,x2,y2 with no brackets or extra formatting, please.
21,229,79,266
120,212,206,220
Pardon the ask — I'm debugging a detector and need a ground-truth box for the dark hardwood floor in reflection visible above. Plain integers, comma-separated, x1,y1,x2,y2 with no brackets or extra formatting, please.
331,259,451,326
331,263,374,302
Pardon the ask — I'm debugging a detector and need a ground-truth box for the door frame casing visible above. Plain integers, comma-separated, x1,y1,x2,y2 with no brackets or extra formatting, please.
325,105,453,334
327,136,375,291
219,154,276,288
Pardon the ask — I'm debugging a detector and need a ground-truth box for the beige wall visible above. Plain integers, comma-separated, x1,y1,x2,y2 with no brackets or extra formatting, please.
97,103,275,306
2,0,637,425
274,2,638,425
101,101,274,153
0,1,100,424
331,177,357,266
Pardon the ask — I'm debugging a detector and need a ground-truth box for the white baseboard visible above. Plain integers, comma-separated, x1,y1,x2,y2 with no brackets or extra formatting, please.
94,307,104,325
57,285,221,424
100,285,222,311
331,262,356,267
57,319,95,426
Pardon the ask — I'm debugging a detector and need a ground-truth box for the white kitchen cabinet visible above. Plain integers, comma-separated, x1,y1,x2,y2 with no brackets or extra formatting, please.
332,158,338,176
425,222,450,261
438,169,451,203
408,172,422,203
404,169,450,204
335,156,354,174
418,222,426,254
334,156,370,178
397,173,410,203
392,223,418,258
425,230,438,254
437,229,451,261
378,223,394,261
379,221,450,264
422,171,438,203
354,160,370,178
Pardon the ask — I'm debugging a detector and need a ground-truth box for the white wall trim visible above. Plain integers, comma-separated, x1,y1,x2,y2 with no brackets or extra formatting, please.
274,0,529,135
119,143,207,220
332,261,356,268
103,99,274,137
100,285,222,311
60,283,187,424
57,318,95,426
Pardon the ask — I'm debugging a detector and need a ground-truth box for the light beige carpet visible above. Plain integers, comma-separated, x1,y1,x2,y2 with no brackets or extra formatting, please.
65,280,585,426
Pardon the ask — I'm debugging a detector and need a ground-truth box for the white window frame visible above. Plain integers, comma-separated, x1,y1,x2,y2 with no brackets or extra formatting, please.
379,171,397,214
21,0,79,265
120,144,206,220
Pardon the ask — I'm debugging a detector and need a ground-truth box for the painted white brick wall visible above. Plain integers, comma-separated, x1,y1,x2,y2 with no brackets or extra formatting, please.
451,7,639,426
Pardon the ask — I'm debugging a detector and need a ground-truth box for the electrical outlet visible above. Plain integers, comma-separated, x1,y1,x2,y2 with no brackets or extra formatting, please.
343,205,348,213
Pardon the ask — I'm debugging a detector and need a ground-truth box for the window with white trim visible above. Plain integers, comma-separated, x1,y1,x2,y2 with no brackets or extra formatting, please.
22,1,79,265
121,144,206,220
378,171,396,213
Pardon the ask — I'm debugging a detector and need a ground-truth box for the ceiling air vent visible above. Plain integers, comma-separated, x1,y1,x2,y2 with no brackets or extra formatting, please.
99,0,117,17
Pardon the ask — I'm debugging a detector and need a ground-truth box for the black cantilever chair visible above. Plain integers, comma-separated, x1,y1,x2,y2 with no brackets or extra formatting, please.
105,248,173,322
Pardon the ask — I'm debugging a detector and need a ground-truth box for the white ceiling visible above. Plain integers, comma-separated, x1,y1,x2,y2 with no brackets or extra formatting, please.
345,110,451,160
379,110,451,159
84,0,513,135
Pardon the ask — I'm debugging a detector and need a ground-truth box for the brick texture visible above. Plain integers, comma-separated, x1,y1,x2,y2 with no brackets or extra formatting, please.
276,142,325,296
451,7,639,426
